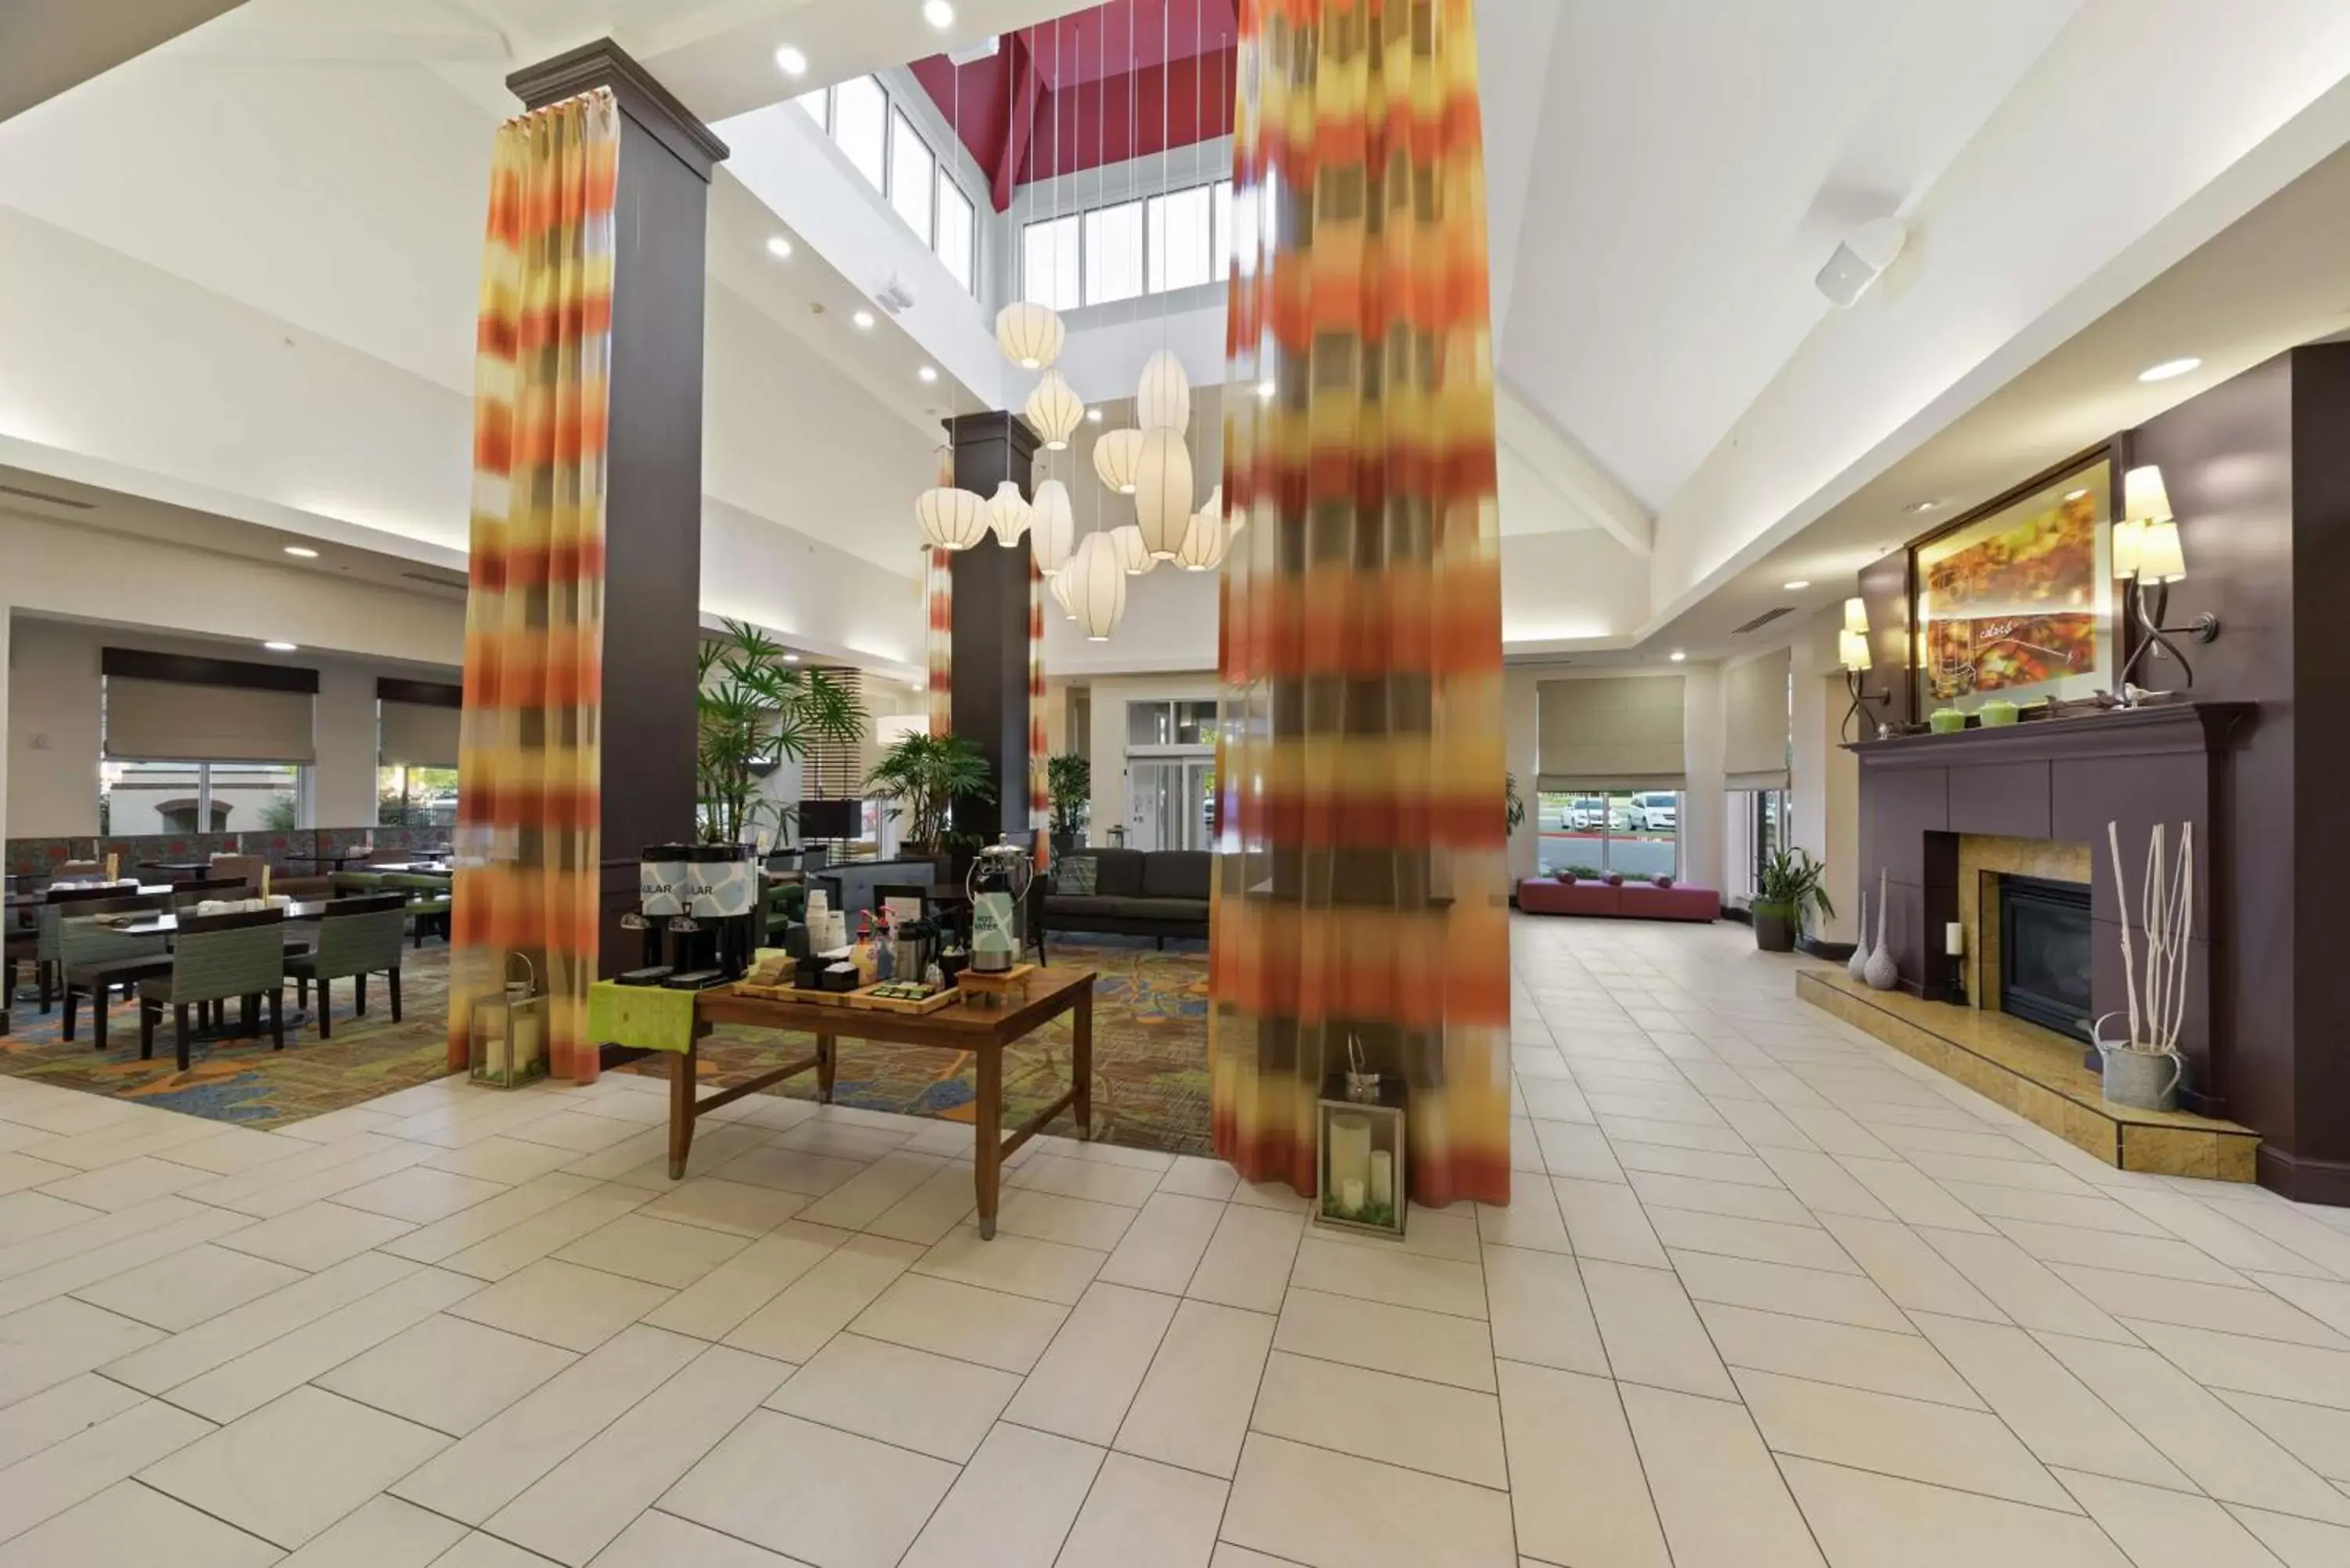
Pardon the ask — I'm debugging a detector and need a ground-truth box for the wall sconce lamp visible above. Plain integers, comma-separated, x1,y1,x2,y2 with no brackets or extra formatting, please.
1839,597,1884,742
2113,464,2218,692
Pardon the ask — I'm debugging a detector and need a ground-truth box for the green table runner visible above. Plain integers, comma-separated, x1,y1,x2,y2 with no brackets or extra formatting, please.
586,980,698,1055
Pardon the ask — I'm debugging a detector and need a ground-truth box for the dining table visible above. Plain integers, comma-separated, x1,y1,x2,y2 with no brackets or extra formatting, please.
104,899,331,938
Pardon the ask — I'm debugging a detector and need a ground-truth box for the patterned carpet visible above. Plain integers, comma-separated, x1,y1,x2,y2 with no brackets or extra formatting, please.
0,940,1213,1154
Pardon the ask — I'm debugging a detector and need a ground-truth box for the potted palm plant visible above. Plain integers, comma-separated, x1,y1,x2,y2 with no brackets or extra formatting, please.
696,621,866,847
1048,753,1091,857
866,732,996,861
1751,847,1834,954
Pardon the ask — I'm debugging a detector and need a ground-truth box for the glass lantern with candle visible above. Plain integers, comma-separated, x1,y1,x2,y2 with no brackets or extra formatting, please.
468,952,548,1089
1314,1071,1408,1240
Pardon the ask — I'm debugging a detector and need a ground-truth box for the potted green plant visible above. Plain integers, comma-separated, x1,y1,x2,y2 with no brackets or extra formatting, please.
866,732,995,861
1506,773,1526,836
696,620,866,847
1752,847,1834,954
1047,753,1091,857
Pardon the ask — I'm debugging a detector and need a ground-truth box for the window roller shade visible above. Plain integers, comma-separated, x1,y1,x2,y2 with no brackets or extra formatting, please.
106,678,315,764
1724,648,1792,791
1536,675,1686,792
379,701,461,768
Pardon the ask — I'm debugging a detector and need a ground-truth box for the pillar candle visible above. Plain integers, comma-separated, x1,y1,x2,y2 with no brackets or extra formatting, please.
260,864,271,900
1368,1149,1394,1209
1328,1114,1372,1205
1340,1177,1365,1216
1945,920,1965,956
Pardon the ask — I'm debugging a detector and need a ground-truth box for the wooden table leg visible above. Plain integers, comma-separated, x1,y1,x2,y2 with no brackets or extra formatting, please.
974,1044,1002,1240
668,1040,697,1180
1073,989,1094,1140
816,1032,837,1104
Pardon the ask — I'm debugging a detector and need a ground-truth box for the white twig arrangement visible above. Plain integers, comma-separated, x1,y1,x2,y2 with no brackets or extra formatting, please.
2106,819,2193,1056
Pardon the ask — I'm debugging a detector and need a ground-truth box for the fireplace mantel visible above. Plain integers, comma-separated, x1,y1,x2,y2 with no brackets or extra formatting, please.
1846,701,2256,769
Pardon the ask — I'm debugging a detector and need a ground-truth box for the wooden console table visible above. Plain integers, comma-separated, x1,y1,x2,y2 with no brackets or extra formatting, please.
684,968,1095,1238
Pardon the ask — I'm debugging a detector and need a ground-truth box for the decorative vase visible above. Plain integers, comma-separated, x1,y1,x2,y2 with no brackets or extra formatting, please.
2093,1013,2182,1111
1862,870,1900,990
1848,894,1871,982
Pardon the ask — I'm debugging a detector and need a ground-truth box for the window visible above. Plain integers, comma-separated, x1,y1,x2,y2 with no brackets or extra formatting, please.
1213,179,1235,279
1533,789,1683,880
1084,200,1144,305
832,76,887,192
102,760,304,835
1023,215,1082,310
1125,699,1217,749
936,174,974,291
794,89,827,128
377,765,460,830
1147,186,1214,293
889,111,934,244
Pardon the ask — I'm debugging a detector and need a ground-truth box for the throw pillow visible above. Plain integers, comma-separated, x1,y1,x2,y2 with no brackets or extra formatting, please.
1606,873,1625,887
1656,875,1674,889
1556,871,1577,884
1058,856,1099,895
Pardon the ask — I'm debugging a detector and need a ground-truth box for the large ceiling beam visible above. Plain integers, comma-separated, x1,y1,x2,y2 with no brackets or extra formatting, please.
0,0,241,124
1495,382,1653,555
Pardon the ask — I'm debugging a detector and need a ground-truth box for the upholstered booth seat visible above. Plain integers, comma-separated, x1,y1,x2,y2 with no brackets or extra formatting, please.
1518,877,1719,923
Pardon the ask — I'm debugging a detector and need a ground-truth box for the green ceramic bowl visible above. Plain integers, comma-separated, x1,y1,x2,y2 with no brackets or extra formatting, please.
1929,709,1968,735
1979,700,2019,727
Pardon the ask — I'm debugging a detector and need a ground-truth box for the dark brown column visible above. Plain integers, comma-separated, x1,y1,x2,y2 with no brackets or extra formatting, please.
508,41,727,972
947,413,1039,845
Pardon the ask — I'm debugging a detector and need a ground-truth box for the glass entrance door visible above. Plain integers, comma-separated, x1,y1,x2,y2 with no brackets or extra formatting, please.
1128,760,1214,851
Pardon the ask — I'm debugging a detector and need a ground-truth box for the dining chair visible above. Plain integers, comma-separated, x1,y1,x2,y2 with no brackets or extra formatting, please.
137,907,289,1072
33,884,137,1014
207,854,268,894
54,860,100,880
58,894,174,1052
381,873,453,948
285,892,406,1037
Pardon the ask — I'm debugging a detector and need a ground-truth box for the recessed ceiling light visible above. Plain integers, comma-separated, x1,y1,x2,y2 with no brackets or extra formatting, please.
2064,488,2088,501
1086,408,1104,422
912,679,927,692
765,235,794,260
1781,579,1810,591
1668,650,1687,663
917,365,938,383
263,641,298,652
2138,356,2201,383
773,45,808,77
1256,379,1277,400
921,0,955,28
851,309,875,330
783,653,801,663
282,545,319,558
1906,499,1942,513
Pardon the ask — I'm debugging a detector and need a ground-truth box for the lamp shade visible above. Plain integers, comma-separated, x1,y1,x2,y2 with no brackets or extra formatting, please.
1133,428,1194,558
1843,596,1869,637
1174,506,1228,571
2136,518,2187,583
1023,370,1084,450
916,486,989,551
1838,627,1872,671
995,302,1064,370
1093,428,1144,495
1029,479,1076,573
1067,531,1127,641
1137,349,1191,434
986,481,1032,547
1049,565,1076,619
1111,523,1155,575
2124,464,2173,523
2112,516,2146,579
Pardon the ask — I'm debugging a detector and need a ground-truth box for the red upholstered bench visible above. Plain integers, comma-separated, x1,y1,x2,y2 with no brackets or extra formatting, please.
1517,877,1718,922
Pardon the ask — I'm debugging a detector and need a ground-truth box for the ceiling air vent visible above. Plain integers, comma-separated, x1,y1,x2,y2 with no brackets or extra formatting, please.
401,570,469,595
1731,605,1795,635
0,482,96,510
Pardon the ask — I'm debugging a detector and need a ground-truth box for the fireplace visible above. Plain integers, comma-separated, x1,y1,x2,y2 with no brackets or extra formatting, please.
1998,875,2093,1042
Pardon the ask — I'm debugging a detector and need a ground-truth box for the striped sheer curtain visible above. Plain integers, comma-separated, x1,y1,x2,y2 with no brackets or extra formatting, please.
446,89,620,1083
1211,0,1509,1207
925,547,953,736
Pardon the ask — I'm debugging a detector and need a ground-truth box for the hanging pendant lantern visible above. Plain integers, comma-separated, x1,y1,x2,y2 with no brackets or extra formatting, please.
1049,564,1077,620
1174,505,1228,571
986,481,1032,547
995,302,1065,370
1217,482,1244,534
1067,531,1127,641
1093,428,1145,495
1030,479,1076,573
1111,523,1155,576
1133,428,1194,559
916,486,990,551
1137,349,1191,434
1023,370,1085,450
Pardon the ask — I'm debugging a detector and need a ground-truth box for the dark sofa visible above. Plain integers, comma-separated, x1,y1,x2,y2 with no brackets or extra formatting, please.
1044,848,1209,943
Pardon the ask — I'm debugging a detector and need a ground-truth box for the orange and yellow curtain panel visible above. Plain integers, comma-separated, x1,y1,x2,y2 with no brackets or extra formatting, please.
1211,0,1509,1208
446,89,620,1085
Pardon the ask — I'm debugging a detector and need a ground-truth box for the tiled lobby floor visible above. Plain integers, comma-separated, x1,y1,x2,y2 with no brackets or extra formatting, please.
2,916,2350,1565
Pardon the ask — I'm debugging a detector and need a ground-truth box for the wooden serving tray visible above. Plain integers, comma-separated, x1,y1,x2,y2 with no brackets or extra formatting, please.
729,980,960,1016
954,963,1037,995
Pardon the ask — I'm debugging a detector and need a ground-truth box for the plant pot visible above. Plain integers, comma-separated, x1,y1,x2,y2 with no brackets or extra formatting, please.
1752,904,1796,952
1050,832,1079,859
2093,1013,2183,1111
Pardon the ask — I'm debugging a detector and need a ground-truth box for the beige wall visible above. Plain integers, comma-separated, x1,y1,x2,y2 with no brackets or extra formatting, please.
1789,604,1860,944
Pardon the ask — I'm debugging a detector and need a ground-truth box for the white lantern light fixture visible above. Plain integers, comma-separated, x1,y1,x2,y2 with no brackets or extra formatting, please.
1111,523,1155,576
1137,349,1191,434
1049,565,1076,620
1029,479,1076,573
1066,531,1127,641
1174,505,1227,571
916,486,989,551
986,481,1032,547
1023,370,1084,450
1093,428,1144,495
995,302,1064,370
1133,428,1194,559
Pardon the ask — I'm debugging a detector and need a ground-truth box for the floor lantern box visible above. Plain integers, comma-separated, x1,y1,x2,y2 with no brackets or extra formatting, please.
1314,1072,1407,1239
468,953,548,1089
